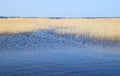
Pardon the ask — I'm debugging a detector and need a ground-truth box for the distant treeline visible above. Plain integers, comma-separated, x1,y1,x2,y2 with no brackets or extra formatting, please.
0,16,120,19
48,17,120,19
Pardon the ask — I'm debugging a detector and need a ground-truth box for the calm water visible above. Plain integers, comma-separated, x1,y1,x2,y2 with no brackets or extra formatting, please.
0,31,120,76
0,46,120,76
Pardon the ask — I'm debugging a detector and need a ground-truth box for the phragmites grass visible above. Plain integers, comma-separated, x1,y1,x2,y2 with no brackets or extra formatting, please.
0,18,120,40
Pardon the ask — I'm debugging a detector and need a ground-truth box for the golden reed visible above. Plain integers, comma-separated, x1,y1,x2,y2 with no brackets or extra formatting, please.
0,18,120,40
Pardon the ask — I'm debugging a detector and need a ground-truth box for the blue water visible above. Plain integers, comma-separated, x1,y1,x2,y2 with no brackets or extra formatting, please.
0,31,120,76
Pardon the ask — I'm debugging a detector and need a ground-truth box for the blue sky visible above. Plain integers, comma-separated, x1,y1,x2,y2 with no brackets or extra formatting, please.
0,0,120,17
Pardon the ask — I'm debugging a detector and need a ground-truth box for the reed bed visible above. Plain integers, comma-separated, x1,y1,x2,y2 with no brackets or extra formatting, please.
0,18,120,40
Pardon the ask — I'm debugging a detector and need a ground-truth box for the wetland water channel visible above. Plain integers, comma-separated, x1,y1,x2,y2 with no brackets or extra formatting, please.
0,31,120,76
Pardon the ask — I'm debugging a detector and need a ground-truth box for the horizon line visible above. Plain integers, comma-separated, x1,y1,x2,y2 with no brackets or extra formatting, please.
0,16,120,19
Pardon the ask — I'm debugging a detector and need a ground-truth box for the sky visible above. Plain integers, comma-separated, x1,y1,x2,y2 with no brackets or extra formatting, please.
0,0,120,17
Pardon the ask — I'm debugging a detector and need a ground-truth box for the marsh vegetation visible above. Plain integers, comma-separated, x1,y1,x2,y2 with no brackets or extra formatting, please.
0,18,120,40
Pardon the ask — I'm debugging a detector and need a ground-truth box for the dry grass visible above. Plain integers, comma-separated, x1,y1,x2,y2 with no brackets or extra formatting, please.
0,18,120,40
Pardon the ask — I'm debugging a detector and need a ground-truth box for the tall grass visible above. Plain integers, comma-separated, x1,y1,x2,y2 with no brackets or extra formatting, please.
0,18,120,40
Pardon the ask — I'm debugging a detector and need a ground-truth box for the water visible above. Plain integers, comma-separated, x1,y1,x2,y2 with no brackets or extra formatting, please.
0,31,120,76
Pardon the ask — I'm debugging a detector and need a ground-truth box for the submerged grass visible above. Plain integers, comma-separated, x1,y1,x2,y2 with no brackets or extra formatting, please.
0,18,120,40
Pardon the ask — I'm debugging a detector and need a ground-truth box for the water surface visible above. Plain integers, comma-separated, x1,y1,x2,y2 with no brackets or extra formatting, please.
0,31,120,76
